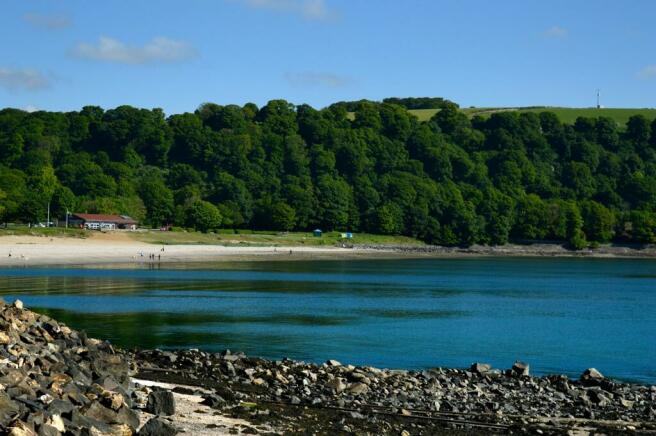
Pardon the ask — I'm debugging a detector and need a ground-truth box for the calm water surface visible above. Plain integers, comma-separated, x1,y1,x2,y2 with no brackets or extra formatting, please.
0,257,654,384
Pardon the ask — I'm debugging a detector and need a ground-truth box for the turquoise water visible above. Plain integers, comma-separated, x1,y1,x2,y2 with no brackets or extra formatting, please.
0,257,654,384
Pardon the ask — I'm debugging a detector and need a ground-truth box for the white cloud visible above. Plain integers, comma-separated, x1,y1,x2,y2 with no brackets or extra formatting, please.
239,0,337,21
24,105,40,113
70,37,198,64
543,26,568,38
0,68,50,92
24,12,71,30
637,65,656,79
284,71,352,87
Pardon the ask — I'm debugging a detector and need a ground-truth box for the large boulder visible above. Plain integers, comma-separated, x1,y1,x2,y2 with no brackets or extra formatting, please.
470,363,491,374
145,391,176,416
138,417,177,436
510,361,530,377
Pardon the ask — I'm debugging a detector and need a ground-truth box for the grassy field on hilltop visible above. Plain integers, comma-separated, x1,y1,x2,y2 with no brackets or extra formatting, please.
405,107,656,125
130,229,425,247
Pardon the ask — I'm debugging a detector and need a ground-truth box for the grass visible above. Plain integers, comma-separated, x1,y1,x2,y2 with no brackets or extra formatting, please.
129,229,425,247
406,107,656,125
0,225,88,238
348,107,656,125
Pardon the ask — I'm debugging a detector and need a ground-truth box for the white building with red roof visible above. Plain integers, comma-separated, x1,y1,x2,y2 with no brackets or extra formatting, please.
70,213,138,230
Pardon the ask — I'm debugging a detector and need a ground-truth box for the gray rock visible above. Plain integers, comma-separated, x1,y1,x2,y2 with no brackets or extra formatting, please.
200,394,225,408
348,383,369,395
138,417,177,436
37,424,61,436
470,363,491,374
511,361,530,376
581,368,603,380
325,377,347,393
145,391,175,416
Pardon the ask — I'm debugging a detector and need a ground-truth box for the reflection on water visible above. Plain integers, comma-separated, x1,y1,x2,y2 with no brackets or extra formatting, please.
0,257,655,383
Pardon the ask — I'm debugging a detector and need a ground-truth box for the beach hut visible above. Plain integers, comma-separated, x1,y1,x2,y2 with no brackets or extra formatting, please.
313,229,323,237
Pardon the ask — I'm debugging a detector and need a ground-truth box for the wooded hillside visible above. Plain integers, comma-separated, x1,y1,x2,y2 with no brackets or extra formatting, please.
1,100,656,247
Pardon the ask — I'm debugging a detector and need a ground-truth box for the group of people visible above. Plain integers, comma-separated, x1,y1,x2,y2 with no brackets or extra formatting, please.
137,251,161,260
135,246,166,262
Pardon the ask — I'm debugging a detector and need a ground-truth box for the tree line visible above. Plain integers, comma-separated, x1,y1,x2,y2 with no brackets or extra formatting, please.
1,99,656,247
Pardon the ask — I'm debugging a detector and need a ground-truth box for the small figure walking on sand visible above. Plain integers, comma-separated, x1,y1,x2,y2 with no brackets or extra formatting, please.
161,246,165,252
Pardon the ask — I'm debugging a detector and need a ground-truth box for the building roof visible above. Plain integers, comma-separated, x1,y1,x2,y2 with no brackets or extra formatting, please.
72,213,138,224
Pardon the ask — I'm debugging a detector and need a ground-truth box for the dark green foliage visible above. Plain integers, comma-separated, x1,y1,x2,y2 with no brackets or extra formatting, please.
1,100,655,248
186,200,222,232
382,97,457,110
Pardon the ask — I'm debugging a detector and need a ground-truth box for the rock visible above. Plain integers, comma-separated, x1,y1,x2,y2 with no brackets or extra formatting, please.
13,299,24,310
46,415,65,432
145,391,175,416
580,368,615,390
326,359,342,367
8,421,36,436
200,394,225,408
0,392,22,426
470,363,491,374
0,331,11,345
580,368,604,383
325,377,347,393
348,383,369,395
620,399,635,409
511,361,530,376
252,377,266,386
138,417,177,436
589,390,610,406
36,424,61,436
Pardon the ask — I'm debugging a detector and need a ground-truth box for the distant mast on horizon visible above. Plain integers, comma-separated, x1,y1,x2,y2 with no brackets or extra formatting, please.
596,89,601,109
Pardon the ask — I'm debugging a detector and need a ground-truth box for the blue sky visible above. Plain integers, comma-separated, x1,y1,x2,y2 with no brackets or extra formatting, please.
1,0,655,114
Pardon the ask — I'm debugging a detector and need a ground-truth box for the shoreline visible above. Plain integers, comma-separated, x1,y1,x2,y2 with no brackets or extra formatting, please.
1,234,656,267
3,298,655,434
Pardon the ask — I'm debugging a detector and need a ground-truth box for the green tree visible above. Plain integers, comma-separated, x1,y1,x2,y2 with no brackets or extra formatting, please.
186,200,222,232
375,202,404,235
138,176,174,226
628,210,656,243
270,201,296,231
580,200,615,242
512,194,548,240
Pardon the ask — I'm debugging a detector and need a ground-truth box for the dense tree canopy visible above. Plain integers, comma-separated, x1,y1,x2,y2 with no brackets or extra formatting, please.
1,99,656,248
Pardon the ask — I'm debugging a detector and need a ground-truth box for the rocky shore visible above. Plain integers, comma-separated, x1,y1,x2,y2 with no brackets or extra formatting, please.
354,242,656,258
1,300,654,435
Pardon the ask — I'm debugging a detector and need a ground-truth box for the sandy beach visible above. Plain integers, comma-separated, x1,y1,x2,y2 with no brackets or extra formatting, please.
1,232,656,267
0,233,383,267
